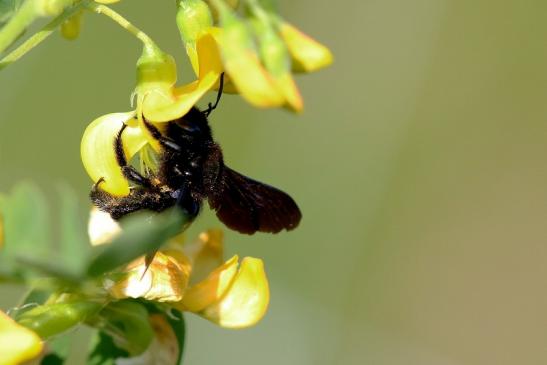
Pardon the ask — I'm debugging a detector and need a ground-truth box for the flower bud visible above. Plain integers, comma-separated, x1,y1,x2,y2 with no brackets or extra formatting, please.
278,22,333,73
34,0,66,17
176,0,213,44
252,16,303,112
215,7,284,107
60,10,83,40
16,301,102,339
176,0,214,74
205,0,239,22
136,44,177,91
254,21,289,77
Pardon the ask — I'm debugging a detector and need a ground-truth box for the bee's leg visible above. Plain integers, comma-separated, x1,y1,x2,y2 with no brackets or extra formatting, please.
115,123,153,187
91,183,175,220
173,186,201,218
204,72,225,117
142,119,182,151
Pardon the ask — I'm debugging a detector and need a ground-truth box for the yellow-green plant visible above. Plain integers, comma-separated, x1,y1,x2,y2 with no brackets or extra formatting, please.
0,0,332,363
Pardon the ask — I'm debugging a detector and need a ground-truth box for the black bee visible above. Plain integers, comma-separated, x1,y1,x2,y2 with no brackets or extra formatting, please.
90,86,302,235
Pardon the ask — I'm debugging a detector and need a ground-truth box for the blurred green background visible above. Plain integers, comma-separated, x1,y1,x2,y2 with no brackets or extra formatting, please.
1,0,547,364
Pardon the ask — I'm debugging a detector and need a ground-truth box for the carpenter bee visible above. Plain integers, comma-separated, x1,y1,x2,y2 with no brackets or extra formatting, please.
90,82,302,234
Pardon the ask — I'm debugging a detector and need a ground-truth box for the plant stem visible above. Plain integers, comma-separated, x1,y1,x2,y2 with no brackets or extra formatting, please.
0,0,90,70
86,3,155,46
0,0,38,55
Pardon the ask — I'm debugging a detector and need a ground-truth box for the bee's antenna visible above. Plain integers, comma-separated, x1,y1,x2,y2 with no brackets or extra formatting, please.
204,72,225,117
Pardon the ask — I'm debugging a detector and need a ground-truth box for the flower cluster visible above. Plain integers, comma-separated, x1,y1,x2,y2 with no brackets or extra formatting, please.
89,208,269,329
80,0,331,334
82,0,332,196
0,0,331,363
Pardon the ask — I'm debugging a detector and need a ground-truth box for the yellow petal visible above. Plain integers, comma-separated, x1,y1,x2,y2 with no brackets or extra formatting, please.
95,0,121,3
279,22,333,73
142,72,219,122
176,255,239,313
274,72,304,113
87,207,122,246
225,50,284,107
201,257,269,328
209,19,284,107
81,112,148,196
196,32,223,79
182,229,224,284
185,43,199,76
0,311,43,365
106,252,191,302
216,24,284,107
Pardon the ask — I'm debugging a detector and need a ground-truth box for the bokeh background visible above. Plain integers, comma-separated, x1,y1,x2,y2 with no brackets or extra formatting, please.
1,0,547,364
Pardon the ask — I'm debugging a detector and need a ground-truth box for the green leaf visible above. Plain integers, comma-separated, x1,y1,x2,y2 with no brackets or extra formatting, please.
96,300,154,356
41,353,65,365
40,332,74,364
0,0,22,25
0,182,50,275
87,331,129,365
86,209,187,277
56,184,90,275
19,287,51,307
15,255,82,283
16,300,102,339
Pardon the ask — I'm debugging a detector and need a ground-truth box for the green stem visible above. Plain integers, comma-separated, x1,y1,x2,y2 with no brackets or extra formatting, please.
86,2,155,46
0,0,90,70
244,0,270,23
0,0,37,55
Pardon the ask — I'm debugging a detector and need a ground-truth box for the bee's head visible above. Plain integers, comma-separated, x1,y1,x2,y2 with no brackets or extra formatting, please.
170,107,211,137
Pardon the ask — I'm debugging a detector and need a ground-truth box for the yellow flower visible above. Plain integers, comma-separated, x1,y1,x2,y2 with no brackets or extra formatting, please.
135,43,221,124
177,0,333,113
0,311,43,365
81,43,221,196
88,209,270,329
278,22,334,73
177,0,298,111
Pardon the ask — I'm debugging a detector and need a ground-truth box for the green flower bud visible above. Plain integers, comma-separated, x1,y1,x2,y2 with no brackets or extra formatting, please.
205,0,239,21
16,301,102,339
216,4,254,53
34,0,70,17
136,44,177,89
60,10,83,40
176,0,213,44
252,18,289,77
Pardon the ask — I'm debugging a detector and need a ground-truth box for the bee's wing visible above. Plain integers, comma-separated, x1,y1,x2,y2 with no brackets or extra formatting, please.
208,166,302,234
